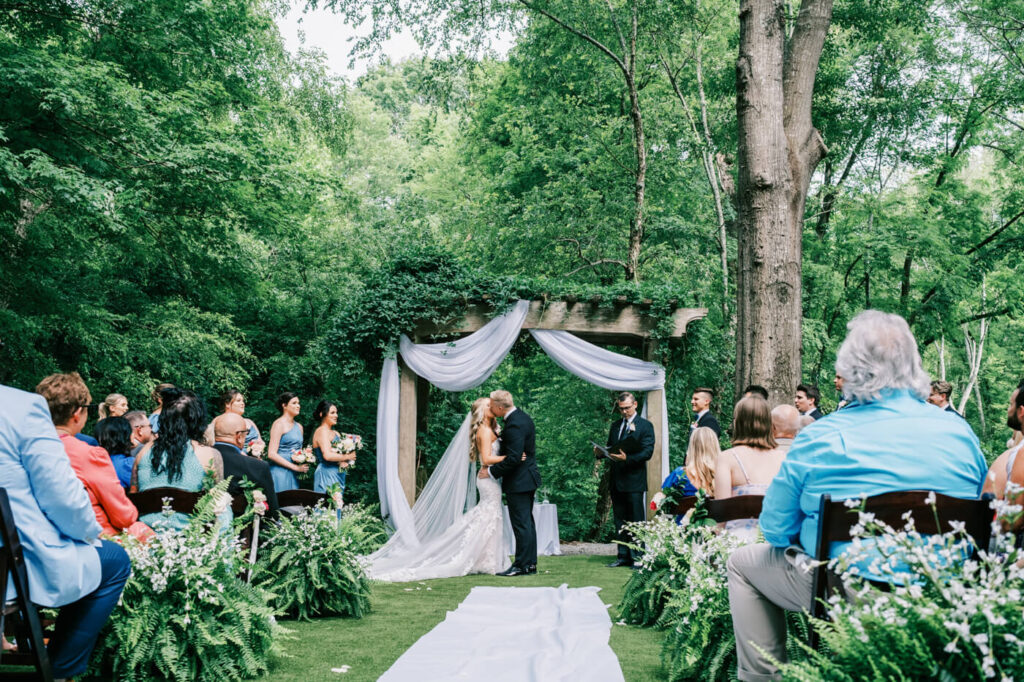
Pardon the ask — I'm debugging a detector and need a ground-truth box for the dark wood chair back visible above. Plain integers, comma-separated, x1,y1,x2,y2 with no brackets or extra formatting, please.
706,495,765,523
277,490,328,510
808,490,993,649
667,496,698,517
128,487,203,516
0,488,54,681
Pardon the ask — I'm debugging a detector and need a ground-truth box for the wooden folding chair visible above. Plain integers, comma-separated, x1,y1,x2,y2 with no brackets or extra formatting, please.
706,495,765,523
808,490,994,650
0,488,54,681
127,487,203,516
277,490,328,514
667,496,698,517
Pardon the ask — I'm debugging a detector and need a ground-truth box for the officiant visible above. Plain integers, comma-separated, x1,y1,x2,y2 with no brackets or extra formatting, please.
596,391,655,568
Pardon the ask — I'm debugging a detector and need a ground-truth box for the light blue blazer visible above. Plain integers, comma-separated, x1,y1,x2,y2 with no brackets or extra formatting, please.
0,385,103,606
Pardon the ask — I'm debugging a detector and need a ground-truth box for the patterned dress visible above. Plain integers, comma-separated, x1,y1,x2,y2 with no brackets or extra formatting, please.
136,444,232,531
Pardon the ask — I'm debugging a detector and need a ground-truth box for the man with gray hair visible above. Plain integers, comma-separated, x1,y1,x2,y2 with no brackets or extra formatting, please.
726,310,987,681
769,405,801,454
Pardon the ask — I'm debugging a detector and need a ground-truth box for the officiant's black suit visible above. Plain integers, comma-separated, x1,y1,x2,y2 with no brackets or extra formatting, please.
606,415,655,563
488,408,539,571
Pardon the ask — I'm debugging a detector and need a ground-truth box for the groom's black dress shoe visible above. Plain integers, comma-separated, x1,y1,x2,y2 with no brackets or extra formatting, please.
526,565,537,574
498,566,529,577
606,559,634,568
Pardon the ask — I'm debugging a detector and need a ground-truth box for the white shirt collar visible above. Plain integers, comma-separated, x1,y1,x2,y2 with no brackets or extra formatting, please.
504,406,517,418
694,408,709,420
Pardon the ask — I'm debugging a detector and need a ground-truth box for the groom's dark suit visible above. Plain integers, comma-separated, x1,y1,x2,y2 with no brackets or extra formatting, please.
488,407,539,571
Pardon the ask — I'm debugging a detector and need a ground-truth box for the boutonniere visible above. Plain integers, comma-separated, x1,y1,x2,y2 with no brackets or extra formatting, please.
627,422,636,433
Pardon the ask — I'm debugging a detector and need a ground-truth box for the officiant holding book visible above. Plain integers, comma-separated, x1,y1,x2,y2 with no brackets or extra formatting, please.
596,391,655,567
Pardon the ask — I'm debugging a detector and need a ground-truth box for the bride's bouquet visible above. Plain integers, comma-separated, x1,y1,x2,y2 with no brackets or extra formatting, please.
331,433,363,470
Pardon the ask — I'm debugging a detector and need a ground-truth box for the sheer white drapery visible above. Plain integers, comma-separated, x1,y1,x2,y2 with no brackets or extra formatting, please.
374,300,529,542
529,329,669,481
373,300,669,550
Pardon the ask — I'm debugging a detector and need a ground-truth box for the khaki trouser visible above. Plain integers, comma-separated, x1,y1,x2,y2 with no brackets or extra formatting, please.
727,543,815,682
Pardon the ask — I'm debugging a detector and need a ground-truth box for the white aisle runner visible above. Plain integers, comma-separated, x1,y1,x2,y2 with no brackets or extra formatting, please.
379,584,625,682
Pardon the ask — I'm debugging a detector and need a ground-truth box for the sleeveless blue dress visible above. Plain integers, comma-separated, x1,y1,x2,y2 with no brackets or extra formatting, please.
136,444,233,531
313,445,347,494
271,422,303,492
245,422,260,447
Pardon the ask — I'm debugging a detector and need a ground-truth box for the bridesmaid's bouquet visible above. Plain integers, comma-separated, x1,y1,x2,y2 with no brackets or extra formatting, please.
290,446,316,465
331,434,363,470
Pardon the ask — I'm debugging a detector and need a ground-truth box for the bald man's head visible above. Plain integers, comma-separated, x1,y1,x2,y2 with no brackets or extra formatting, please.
771,404,802,439
215,412,248,448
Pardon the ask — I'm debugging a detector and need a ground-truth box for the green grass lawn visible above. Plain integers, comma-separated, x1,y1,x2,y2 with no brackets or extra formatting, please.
264,555,666,682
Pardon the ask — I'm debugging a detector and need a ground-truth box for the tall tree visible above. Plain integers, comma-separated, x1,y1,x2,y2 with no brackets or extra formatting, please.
733,0,833,402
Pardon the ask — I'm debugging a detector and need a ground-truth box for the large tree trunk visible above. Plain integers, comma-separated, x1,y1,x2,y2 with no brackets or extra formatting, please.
626,73,646,282
734,0,832,403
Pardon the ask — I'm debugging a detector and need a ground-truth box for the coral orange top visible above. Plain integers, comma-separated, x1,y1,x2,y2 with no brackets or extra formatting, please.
60,434,153,542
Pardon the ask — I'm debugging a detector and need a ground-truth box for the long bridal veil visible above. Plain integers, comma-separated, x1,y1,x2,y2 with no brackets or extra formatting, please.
364,413,478,569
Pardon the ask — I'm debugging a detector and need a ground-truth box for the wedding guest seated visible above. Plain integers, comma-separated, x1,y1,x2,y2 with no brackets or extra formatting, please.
148,382,175,434
133,388,232,531
727,310,987,681
743,384,770,400
0,383,131,681
770,405,802,454
94,416,135,488
662,426,720,497
125,409,155,457
983,381,1024,502
36,373,153,542
98,393,129,419
212,412,279,518
714,396,785,541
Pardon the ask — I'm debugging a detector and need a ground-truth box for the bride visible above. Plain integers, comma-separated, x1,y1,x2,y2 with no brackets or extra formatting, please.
364,397,514,582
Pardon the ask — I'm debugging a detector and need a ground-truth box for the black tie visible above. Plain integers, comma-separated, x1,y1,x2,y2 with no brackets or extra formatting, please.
618,419,628,440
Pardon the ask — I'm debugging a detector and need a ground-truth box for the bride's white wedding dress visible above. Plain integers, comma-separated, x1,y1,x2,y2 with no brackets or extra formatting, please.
365,440,511,582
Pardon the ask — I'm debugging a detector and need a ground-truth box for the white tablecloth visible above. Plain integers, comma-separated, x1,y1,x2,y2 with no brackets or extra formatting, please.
502,502,561,556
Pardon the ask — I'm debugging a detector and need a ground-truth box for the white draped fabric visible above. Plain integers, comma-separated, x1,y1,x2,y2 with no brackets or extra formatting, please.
374,301,529,539
373,299,669,557
379,585,625,682
529,329,669,483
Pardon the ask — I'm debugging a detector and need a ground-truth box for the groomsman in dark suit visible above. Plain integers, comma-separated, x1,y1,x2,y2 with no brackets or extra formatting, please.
795,384,824,420
928,380,964,417
483,390,540,576
690,387,722,436
597,392,656,567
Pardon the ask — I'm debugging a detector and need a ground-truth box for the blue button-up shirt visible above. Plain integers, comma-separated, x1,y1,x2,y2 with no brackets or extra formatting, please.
761,389,988,559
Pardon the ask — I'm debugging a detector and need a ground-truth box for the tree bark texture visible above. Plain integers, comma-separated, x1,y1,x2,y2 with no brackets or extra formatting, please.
734,0,832,403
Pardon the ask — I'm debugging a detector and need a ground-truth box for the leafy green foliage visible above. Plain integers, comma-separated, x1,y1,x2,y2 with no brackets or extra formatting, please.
253,506,373,621
88,481,284,681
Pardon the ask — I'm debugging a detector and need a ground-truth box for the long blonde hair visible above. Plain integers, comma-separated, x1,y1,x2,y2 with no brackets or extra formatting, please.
469,397,491,462
685,427,720,493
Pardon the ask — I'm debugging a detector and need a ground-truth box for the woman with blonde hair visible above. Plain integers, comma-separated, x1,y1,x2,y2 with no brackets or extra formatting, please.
661,426,720,497
714,396,786,540
365,396,520,581
98,393,129,419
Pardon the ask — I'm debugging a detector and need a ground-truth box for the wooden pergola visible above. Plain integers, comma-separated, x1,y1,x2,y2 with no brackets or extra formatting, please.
398,298,707,518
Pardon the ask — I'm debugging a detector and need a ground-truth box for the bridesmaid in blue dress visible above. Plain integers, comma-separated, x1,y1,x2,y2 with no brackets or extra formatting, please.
267,392,307,492
312,401,356,494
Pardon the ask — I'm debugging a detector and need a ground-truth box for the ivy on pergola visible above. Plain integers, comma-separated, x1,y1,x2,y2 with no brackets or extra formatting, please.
395,296,707,514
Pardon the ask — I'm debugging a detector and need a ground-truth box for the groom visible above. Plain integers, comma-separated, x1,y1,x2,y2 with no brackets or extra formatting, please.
479,389,539,576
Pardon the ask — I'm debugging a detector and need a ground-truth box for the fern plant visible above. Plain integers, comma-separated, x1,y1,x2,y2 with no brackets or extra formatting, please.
253,504,372,620
336,502,390,554
88,481,284,681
